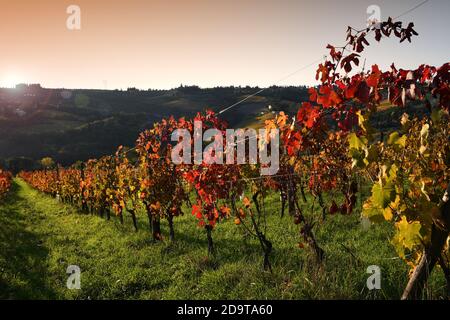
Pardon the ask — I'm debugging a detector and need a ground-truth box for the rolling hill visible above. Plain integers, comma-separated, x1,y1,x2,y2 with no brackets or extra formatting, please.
0,85,309,170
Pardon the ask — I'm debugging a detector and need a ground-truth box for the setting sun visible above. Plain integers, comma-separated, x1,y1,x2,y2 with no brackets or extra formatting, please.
1,73,26,88
0,74,19,88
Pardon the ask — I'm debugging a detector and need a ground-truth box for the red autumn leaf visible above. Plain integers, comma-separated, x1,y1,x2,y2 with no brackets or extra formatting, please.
326,44,342,61
355,81,370,103
192,204,203,219
389,85,403,107
337,108,358,131
297,102,321,128
308,87,318,102
335,80,346,90
316,63,329,83
286,131,302,156
354,32,370,53
375,28,382,42
344,78,360,99
317,85,342,108
390,63,398,74
340,53,360,73
419,65,436,83
400,22,418,43
366,64,381,87
305,108,320,128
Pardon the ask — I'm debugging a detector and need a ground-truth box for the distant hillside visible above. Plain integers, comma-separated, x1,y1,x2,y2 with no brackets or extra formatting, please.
0,85,309,168
0,84,431,172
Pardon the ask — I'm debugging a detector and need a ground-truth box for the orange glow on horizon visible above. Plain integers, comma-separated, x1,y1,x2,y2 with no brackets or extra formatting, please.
0,0,448,89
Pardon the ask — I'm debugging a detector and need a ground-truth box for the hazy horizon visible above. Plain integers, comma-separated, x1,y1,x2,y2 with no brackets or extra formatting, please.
0,83,310,91
1,0,449,90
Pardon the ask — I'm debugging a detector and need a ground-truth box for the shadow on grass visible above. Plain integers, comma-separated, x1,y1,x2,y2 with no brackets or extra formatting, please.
0,181,58,299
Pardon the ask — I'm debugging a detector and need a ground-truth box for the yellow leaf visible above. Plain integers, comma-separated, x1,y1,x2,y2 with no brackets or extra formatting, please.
420,123,429,144
383,207,393,221
419,145,427,154
394,216,422,251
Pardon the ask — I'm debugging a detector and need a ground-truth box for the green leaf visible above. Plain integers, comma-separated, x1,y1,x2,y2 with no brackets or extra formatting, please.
387,132,406,148
366,145,378,163
431,109,443,124
387,164,398,183
371,182,395,209
348,133,367,151
349,149,366,169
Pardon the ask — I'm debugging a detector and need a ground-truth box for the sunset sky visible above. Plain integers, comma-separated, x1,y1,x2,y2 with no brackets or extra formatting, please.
0,0,448,89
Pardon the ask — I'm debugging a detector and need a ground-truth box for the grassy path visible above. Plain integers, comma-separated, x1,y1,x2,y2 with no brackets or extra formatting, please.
0,179,446,299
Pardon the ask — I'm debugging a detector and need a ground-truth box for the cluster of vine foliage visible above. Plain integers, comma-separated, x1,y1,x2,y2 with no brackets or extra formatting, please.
308,17,450,299
18,17,449,299
0,168,12,199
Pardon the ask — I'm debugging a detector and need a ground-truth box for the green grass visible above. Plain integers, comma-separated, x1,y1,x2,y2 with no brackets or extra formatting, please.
0,179,447,300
